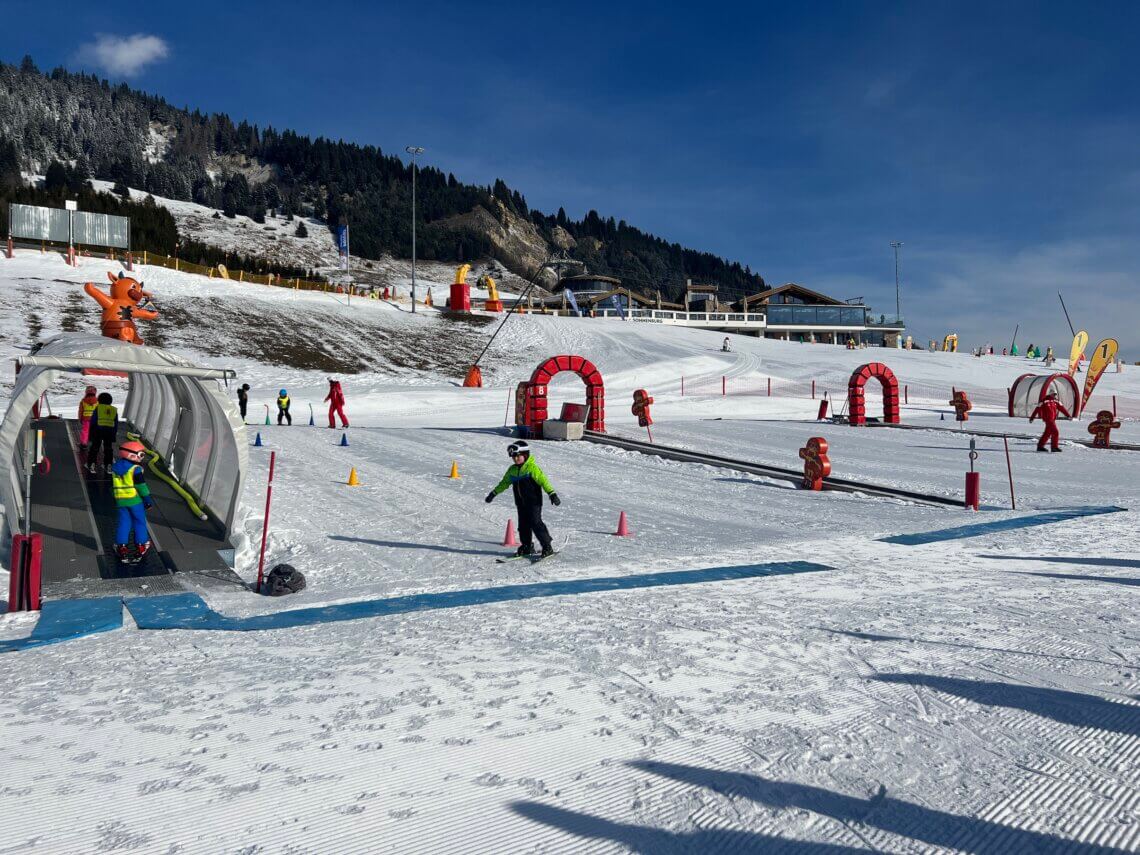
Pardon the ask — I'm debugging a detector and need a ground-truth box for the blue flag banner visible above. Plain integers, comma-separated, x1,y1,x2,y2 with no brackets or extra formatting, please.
565,289,582,317
610,294,626,320
336,225,348,254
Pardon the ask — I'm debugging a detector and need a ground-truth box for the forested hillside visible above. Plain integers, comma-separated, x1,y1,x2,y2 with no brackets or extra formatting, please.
0,57,766,299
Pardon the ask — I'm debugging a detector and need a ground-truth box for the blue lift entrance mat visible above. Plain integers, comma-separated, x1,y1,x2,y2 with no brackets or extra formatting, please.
879,506,1126,546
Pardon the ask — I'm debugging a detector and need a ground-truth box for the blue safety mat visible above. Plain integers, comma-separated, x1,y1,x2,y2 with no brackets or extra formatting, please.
125,560,833,632
0,597,123,653
879,506,1127,546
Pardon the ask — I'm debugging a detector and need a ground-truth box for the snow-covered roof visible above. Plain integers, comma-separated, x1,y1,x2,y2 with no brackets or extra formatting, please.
0,333,248,541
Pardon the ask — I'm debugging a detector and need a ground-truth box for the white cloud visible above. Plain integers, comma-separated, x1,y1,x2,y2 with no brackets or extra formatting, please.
78,33,169,77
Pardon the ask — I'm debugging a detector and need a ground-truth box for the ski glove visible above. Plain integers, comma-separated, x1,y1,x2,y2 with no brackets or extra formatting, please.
549,492,561,506
485,492,495,504
143,498,154,509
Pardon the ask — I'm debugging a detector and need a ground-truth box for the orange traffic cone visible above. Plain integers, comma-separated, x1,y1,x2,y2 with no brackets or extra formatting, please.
614,511,631,537
347,467,360,486
502,519,520,547
449,460,460,479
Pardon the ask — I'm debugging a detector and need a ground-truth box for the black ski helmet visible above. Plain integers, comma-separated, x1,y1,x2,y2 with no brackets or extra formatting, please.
508,440,530,459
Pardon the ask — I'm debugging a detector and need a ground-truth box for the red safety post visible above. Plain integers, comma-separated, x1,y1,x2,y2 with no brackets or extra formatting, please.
1113,395,1117,417
965,438,980,511
817,398,830,420
8,533,43,612
811,380,816,399
6,236,13,259
255,451,277,594
767,377,772,397
1002,435,1016,510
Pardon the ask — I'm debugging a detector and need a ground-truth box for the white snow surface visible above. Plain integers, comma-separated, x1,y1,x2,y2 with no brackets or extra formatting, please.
0,251,1138,852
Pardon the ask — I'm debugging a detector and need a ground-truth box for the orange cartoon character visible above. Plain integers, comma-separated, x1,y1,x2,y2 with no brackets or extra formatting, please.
949,389,973,422
84,271,158,344
1087,410,1121,448
798,436,831,491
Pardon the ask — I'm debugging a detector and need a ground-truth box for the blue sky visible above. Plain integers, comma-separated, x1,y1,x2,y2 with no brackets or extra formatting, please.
3,1,1139,351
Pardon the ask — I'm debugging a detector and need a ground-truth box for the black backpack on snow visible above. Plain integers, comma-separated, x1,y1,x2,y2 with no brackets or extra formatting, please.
265,564,306,596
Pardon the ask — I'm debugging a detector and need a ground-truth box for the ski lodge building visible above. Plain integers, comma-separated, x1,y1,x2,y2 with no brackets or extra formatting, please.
533,277,905,346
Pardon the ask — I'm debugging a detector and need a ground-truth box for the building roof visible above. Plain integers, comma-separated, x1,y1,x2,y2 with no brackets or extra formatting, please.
553,274,622,293
736,283,846,307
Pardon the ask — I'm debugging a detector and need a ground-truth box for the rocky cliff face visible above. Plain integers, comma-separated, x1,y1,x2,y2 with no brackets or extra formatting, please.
434,199,558,286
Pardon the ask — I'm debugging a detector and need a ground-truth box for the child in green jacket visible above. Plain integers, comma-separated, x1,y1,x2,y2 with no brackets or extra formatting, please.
485,440,560,557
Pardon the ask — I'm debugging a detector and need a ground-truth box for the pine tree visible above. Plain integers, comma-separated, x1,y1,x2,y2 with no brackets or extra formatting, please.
295,220,308,237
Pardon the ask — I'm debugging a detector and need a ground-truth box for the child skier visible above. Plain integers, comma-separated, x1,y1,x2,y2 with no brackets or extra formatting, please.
238,383,250,423
111,440,154,564
1029,390,1071,453
77,385,98,449
276,389,292,425
325,379,349,428
485,440,561,558
87,392,118,474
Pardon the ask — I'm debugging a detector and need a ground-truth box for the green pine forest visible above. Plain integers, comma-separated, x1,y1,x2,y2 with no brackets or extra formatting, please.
0,57,767,299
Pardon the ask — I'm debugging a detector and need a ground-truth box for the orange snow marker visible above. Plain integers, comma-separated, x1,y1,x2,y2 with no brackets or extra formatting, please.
502,519,520,547
463,365,483,387
449,460,461,479
347,467,360,486
614,511,631,537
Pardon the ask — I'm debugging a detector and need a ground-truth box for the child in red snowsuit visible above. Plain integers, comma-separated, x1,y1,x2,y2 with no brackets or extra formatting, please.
325,379,349,428
77,385,98,449
1029,392,1071,452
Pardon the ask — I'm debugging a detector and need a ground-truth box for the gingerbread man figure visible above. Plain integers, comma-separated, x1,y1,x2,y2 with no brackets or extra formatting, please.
949,389,973,422
1087,410,1121,448
84,271,158,344
799,436,831,491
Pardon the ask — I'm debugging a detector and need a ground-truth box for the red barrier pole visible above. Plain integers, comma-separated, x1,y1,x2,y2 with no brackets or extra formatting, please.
767,377,772,397
1002,435,1016,510
255,451,277,593
1113,395,1117,417
646,424,653,443
811,379,816,399
722,376,726,396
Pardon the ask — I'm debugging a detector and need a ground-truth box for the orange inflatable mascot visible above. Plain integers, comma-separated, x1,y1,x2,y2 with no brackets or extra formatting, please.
84,271,158,344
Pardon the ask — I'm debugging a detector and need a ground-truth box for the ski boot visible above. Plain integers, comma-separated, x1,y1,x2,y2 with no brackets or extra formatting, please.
117,544,134,565
1051,447,1063,453
105,463,115,474
515,544,535,558
136,541,152,562
540,546,556,559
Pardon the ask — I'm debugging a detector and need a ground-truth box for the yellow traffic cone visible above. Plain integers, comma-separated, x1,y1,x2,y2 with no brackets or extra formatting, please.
449,460,460,479
347,467,360,486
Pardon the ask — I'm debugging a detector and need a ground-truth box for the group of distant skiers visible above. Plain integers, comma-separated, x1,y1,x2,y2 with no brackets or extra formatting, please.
237,379,350,428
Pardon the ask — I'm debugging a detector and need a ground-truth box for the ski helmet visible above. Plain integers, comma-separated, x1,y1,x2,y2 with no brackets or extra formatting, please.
279,389,288,397
119,440,146,461
508,440,530,458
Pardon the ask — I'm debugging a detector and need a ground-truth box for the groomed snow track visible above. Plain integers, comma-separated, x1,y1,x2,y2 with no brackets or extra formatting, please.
583,430,964,507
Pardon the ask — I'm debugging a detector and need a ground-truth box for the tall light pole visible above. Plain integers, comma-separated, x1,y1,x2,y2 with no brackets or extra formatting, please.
890,240,903,321
405,146,424,312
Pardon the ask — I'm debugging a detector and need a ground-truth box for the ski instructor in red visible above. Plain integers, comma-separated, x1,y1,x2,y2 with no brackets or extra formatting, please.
1029,390,1071,452
486,440,560,558
325,379,349,429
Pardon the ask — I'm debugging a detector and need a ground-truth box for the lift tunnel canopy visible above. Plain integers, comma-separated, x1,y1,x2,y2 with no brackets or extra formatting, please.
0,333,248,542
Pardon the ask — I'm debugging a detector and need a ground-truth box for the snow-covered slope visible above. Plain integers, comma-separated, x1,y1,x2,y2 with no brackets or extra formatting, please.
0,251,1138,853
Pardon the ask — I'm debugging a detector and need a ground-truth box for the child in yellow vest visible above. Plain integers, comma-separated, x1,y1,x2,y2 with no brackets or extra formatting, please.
111,440,153,564
87,392,118,474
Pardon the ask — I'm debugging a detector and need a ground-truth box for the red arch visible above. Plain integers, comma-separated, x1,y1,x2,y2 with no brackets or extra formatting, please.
520,355,605,436
848,362,900,426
